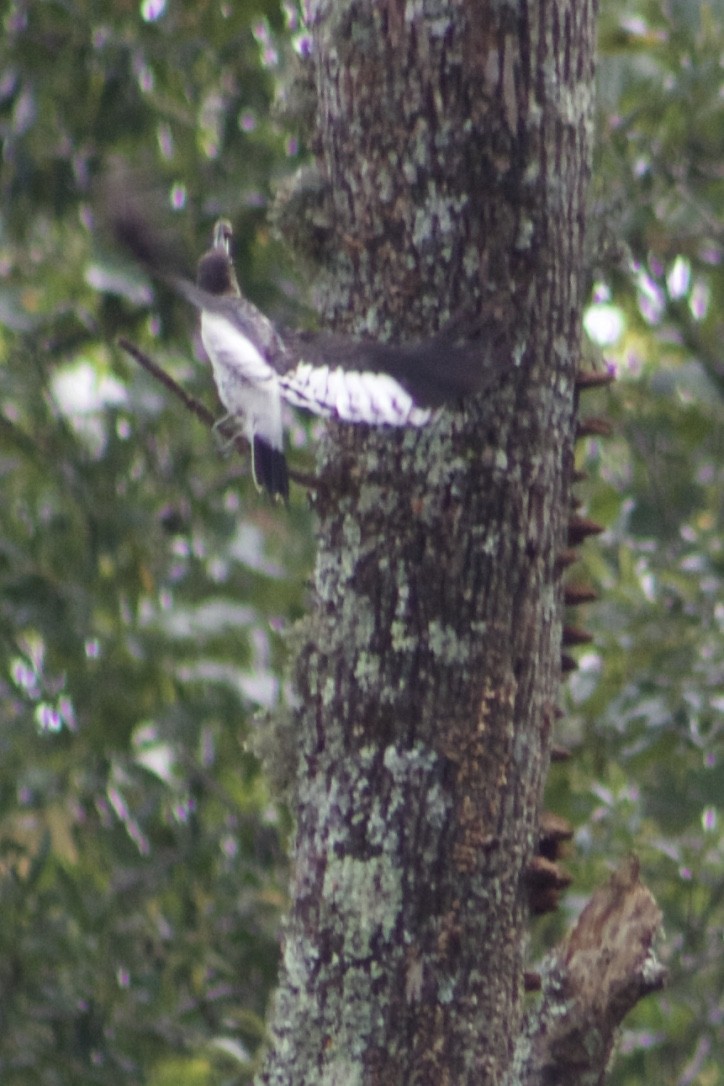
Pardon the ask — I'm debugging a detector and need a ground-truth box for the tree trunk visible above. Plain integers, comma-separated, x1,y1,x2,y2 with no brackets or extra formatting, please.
259,2,662,1083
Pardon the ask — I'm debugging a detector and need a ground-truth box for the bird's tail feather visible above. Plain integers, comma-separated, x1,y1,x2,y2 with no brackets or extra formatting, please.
252,436,289,502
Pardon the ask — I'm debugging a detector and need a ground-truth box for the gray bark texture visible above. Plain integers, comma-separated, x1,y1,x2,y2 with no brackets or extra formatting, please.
258,2,663,1084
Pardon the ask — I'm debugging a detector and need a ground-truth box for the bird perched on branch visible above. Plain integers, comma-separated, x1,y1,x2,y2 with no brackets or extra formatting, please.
196,219,291,499
106,179,508,500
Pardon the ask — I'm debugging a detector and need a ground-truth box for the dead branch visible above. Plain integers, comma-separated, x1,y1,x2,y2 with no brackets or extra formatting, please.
516,857,667,1086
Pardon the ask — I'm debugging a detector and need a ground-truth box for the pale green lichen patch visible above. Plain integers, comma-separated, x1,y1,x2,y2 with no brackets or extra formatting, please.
320,1058,363,1086
515,217,534,251
354,651,380,687
382,743,449,828
390,619,417,654
495,448,509,472
322,852,403,955
427,619,471,664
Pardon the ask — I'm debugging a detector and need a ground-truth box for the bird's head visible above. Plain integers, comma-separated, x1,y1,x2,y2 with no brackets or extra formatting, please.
197,219,241,297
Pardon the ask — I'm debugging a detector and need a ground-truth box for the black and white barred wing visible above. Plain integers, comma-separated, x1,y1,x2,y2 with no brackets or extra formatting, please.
278,327,505,426
278,359,432,426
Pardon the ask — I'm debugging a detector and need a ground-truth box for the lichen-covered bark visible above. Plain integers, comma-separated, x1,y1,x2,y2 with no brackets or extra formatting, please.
259,2,598,1084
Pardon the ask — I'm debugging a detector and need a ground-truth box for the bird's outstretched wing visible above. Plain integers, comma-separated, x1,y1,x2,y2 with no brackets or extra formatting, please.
102,174,508,418
280,321,509,423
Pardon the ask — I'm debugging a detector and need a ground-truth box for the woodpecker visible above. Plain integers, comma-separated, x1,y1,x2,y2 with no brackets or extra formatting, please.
107,192,508,499
197,220,290,499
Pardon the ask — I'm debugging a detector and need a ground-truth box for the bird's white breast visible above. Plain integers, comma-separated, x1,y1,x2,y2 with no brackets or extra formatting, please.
200,311,283,449
200,312,277,410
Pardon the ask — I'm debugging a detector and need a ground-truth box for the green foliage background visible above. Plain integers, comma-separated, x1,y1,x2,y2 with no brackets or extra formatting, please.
0,1,720,1083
